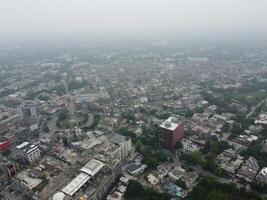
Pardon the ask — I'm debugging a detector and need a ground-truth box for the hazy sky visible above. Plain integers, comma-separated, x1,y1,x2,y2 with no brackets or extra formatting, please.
1,0,267,40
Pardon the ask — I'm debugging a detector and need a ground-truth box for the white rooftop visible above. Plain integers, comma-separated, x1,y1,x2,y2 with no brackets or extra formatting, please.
260,167,267,176
53,192,65,200
159,117,181,131
80,159,104,176
61,172,90,196
16,141,30,150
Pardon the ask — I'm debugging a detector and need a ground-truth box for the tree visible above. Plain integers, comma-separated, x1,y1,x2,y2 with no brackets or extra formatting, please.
1,149,11,157
125,180,170,200
176,141,183,149
181,151,202,165
185,176,262,200
62,137,69,148
125,180,145,198
121,112,136,122
157,112,171,119
38,94,49,101
90,114,100,129
176,179,186,189
43,122,50,133
185,110,194,118
206,190,232,200
195,107,204,113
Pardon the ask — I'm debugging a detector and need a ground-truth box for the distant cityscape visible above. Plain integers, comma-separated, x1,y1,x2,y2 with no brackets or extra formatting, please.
0,40,267,200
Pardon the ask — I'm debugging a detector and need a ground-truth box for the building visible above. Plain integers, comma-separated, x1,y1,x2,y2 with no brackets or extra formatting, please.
157,117,185,151
6,162,19,178
237,157,259,181
181,139,200,152
0,158,19,185
16,142,41,163
61,172,91,197
164,181,183,198
61,159,105,197
80,159,105,177
147,174,159,185
256,167,267,184
59,158,124,200
0,140,11,151
105,134,132,161
19,101,39,125
125,163,147,176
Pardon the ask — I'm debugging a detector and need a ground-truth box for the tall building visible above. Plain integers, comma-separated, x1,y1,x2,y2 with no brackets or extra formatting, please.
6,162,19,178
105,134,132,161
157,117,185,151
19,101,39,125
16,142,41,163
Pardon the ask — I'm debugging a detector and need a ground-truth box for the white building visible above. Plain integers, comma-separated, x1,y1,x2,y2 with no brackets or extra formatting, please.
16,142,41,163
256,167,267,184
106,134,132,161
181,139,200,152
147,174,160,185
61,159,105,197
80,159,105,177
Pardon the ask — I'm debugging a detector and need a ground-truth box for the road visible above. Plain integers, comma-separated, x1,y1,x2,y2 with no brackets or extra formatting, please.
246,99,265,119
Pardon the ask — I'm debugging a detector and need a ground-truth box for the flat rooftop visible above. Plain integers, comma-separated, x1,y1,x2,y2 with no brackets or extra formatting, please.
16,141,30,150
16,141,39,154
61,172,90,196
159,117,182,131
109,134,127,145
80,159,104,177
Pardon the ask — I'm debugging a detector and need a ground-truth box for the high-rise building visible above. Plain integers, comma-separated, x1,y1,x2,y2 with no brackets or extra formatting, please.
157,117,185,151
19,101,39,125
106,134,132,161
16,142,41,163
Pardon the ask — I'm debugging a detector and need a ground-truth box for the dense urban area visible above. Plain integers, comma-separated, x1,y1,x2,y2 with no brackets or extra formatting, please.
0,40,267,200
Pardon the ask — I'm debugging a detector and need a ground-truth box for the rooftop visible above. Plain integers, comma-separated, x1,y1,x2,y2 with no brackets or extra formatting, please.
61,172,90,196
16,141,39,154
80,159,105,177
109,134,127,145
159,117,182,131
16,141,30,150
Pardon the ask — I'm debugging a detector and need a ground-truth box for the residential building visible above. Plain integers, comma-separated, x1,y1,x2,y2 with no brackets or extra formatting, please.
181,139,200,152
16,142,41,163
256,167,267,184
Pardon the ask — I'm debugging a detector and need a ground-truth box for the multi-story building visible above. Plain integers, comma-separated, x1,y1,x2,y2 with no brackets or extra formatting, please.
105,134,132,161
19,101,39,125
57,158,124,200
16,141,41,163
181,139,200,152
0,158,19,185
6,162,19,178
157,117,185,151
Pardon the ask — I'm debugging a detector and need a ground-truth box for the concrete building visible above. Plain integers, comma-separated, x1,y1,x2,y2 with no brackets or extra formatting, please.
61,159,105,197
6,162,19,178
16,142,41,163
19,101,39,125
157,117,185,151
125,163,147,176
61,172,91,197
80,159,105,177
0,159,19,185
105,134,132,161
59,158,124,200
256,167,267,184
181,139,200,152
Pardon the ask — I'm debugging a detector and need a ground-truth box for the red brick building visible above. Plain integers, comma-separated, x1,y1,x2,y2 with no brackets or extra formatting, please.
157,117,185,152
